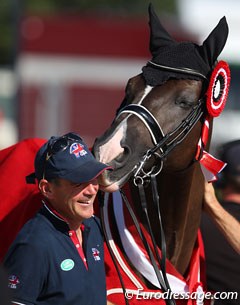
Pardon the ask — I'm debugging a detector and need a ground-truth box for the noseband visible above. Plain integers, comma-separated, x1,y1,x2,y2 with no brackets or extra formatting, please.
117,97,204,184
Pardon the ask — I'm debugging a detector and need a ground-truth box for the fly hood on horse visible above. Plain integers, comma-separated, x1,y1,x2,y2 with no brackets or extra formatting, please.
94,4,229,192
93,4,230,305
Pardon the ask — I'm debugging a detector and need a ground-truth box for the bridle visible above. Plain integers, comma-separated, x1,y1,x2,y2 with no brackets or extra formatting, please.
100,63,208,305
116,63,207,184
118,99,205,185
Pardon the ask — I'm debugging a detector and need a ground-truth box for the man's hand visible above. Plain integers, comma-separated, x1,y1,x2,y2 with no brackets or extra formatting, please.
203,181,219,214
203,181,240,254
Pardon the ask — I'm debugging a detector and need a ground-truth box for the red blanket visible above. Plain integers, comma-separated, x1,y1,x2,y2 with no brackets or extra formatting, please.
0,139,210,304
0,139,45,260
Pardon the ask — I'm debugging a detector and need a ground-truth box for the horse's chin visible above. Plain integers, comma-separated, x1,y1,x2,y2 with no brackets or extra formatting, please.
98,174,121,192
98,171,131,192
99,183,120,193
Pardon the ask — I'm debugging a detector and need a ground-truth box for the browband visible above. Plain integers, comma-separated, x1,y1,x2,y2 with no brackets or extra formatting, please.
148,61,208,81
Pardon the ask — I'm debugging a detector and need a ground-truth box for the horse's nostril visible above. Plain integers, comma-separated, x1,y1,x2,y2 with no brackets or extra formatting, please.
123,145,131,154
114,145,131,164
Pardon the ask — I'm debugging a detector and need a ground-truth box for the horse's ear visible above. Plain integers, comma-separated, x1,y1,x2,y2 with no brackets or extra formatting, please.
148,3,175,57
199,17,229,67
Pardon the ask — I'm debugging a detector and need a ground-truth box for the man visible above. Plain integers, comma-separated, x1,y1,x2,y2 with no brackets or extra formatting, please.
201,140,240,305
4,132,112,305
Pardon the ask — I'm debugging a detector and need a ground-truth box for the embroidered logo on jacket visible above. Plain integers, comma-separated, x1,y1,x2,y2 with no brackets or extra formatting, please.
8,275,20,289
92,248,101,261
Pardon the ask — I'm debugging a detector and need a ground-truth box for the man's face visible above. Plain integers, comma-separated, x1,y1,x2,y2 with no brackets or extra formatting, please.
48,178,99,226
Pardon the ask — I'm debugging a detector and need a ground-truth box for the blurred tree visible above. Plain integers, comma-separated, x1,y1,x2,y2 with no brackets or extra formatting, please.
0,0,176,66
24,0,177,16
0,0,14,66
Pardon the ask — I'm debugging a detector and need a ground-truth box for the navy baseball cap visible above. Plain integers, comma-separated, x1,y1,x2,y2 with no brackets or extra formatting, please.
26,132,112,184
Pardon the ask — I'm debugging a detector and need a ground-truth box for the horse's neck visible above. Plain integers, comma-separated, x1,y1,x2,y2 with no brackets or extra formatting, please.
130,162,204,276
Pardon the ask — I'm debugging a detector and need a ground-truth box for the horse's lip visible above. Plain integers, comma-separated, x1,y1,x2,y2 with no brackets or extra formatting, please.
117,171,134,187
99,170,133,190
99,183,120,192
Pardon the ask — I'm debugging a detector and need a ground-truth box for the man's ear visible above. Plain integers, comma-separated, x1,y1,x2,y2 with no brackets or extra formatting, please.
39,179,53,199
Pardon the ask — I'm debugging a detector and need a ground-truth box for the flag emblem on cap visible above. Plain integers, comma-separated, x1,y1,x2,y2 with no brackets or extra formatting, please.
70,143,87,158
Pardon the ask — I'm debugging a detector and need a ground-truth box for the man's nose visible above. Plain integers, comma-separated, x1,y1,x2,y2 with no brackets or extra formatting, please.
84,179,99,194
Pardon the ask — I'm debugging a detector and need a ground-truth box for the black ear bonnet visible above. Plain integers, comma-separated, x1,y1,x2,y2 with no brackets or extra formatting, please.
142,4,229,86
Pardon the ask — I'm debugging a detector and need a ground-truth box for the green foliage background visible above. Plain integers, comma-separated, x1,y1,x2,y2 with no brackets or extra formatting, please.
0,0,176,66
23,0,176,15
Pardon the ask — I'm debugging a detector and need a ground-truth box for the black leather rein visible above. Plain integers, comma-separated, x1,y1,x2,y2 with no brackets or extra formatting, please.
112,80,205,305
101,63,207,305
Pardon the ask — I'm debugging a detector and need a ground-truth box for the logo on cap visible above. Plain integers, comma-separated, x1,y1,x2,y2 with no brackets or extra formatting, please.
70,143,87,158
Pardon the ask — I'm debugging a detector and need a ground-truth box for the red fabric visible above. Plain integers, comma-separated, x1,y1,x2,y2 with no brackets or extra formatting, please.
0,138,46,261
69,230,88,270
0,139,211,304
102,191,211,305
104,241,210,305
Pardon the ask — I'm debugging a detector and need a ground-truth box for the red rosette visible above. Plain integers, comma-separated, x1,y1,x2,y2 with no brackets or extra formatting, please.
206,60,231,117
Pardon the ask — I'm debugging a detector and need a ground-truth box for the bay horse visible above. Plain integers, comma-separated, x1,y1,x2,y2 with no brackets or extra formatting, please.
92,4,229,305
0,4,230,305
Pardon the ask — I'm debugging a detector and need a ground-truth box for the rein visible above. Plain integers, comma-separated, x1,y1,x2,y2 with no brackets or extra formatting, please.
120,179,175,305
112,97,204,304
101,64,206,305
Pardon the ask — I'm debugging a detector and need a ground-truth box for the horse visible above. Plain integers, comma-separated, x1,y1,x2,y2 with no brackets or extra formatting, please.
0,4,230,305
92,4,229,304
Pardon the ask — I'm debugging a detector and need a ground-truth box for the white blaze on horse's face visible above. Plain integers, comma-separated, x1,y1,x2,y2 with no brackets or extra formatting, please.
97,85,153,191
98,124,125,164
98,85,153,165
137,85,153,105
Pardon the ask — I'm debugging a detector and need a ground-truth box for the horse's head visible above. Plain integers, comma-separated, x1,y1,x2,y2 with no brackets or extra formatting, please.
93,4,229,192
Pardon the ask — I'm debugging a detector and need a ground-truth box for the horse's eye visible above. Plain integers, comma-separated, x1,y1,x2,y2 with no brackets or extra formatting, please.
175,99,192,109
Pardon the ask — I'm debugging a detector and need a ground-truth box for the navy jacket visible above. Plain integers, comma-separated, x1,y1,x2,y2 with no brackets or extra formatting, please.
4,204,106,305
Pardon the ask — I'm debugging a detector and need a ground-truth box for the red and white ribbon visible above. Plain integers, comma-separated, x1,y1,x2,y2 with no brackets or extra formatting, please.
195,115,226,182
206,60,230,117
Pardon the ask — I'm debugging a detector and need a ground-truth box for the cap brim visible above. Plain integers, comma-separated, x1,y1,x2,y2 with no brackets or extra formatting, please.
61,160,112,184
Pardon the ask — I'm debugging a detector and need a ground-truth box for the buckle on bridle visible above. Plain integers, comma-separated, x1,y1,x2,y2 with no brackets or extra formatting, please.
133,150,163,186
